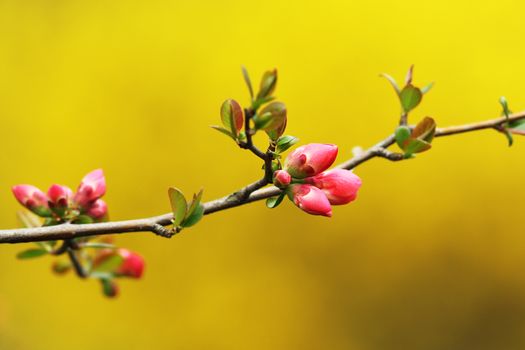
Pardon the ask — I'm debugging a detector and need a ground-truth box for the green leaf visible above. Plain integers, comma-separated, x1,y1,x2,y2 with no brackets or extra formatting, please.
403,138,431,157
394,126,411,149
421,82,434,94
72,215,94,224
253,102,287,132
502,128,514,146
184,189,204,226
412,117,436,143
508,119,525,135
92,255,124,274
17,248,48,259
17,210,42,228
82,242,115,249
181,204,204,228
276,135,299,154
266,192,285,209
404,65,414,85
220,99,243,136
100,278,118,298
241,66,254,101
399,84,423,113
380,73,401,95
500,96,511,120
168,187,187,227
256,69,277,100
210,125,235,139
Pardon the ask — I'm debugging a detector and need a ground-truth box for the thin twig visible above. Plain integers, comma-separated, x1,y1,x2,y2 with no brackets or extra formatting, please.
0,110,524,244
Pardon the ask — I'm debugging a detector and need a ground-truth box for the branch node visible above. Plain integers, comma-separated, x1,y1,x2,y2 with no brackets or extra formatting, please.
151,224,174,238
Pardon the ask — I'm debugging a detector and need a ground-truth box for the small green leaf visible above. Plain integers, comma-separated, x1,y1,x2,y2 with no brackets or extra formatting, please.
168,187,187,227
211,125,235,139
253,102,287,132
412,117,436,143
404,65,414,85
421,82,434,94
266,192,285,209
508,119,525,135
241,66,254,101
92,255,124,274
256,69,277,100
399,84,423,113
72,215,94,224
100,278,118,298
500,96,511,120
185,189,204,224
380,73,401,95
403,138,431,157
220,99,244,136
82,242,115,249
17,210,42,228
502,128,514,146
17,248,48,259
394,126,411,149
181,204,204,228
276,135,299,154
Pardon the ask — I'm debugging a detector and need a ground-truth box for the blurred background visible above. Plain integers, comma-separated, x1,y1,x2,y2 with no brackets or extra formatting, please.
0,0,524,349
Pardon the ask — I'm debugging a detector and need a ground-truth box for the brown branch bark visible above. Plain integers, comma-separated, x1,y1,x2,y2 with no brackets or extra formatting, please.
0,111,523,244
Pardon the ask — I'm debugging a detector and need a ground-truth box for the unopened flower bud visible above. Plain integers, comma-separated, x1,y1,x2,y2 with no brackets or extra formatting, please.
47,184,73,215
86,199,108,219
273,170,291,188
12,185,51,217
284,143,338,178
288,184,332,217
117,249,145,279
307,169,362,205
74,169,106,208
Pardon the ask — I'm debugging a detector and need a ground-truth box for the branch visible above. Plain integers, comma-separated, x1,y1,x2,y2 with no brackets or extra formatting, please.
1,111,524,244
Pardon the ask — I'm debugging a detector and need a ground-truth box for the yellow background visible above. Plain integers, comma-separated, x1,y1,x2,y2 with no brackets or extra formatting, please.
0,0,524,349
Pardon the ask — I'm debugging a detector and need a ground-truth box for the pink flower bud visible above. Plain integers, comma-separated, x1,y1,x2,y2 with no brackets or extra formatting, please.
47,184,73,210
273,170,291,188
284,143,338,178
12,185,51,217
74,169,106,208
117,249,145,279
307,169,362,205
86,199,108,219
288,184,332,217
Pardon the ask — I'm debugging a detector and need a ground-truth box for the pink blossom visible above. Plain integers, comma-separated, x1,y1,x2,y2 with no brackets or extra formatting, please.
288,184,332,217
284,143,338,178
86,199,108,219
12,185,51,216
306,169,362,205
74,169,106,208
273,170,292,188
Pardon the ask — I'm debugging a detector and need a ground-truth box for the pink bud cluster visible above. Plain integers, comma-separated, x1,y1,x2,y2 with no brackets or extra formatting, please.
274,144,362,217
12,169,108,222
